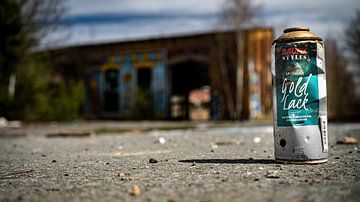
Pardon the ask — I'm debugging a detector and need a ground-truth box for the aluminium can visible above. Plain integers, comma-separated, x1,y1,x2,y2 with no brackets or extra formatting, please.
271,27,328,164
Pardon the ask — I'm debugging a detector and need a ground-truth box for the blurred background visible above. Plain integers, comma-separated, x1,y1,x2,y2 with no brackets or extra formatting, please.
1,0,359,122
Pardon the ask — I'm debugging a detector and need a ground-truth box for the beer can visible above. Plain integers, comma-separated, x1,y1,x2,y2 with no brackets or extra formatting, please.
271,27,328,164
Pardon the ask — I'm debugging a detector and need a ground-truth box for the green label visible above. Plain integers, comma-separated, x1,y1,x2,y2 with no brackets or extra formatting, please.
275,42,319,126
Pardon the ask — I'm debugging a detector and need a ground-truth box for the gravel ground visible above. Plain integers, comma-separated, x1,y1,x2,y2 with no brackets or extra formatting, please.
0,121,359,202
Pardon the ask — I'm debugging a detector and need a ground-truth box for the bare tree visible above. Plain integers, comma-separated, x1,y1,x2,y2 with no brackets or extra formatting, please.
213,33,238,119
221,0,262,30
0,0,66,118
20,0,66,48
326,37,359,120
0,0,65,87
345,10,360,64
215,0,261,119
345,10,360,98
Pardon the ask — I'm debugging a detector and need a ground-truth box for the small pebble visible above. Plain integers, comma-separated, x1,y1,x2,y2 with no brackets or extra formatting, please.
266,170,280,179
149,158,158,163
337,136,358,145
159,137,166,144
211,144,218,149
334,157,340,159
117,172,125,177
64,173,69,176
120,177,135,181
52,160,57,163
130,185,141,196
253,137,261,143
210,149,214,152
105,162,110,165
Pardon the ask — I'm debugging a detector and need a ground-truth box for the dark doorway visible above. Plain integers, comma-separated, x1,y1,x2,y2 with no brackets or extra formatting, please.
170,60,210,120
104,69,119,112
137,68,152,91
133,68,154,119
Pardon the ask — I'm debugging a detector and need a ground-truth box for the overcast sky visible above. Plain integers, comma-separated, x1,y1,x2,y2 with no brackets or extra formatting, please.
43,0,360,48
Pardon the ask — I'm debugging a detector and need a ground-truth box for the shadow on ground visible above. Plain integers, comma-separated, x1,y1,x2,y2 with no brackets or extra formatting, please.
179,159,276,164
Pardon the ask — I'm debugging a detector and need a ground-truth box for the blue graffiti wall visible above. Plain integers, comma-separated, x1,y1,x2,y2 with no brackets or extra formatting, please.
86,50,168,119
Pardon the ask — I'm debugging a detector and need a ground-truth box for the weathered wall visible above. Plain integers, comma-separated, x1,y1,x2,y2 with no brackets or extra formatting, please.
51,28,273,120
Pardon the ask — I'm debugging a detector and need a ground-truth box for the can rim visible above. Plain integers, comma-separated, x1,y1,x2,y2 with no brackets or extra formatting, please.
275,158,328,164
284,26,310,33
273,26,322,44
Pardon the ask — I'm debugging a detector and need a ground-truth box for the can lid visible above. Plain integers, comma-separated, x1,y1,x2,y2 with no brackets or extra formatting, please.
273,26,322,44
284,26,309,33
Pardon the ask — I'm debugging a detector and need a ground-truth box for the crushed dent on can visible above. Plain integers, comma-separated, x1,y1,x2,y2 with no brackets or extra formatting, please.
271,27,328,164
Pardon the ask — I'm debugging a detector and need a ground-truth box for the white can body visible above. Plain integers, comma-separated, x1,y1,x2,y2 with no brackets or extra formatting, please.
271,39,328,163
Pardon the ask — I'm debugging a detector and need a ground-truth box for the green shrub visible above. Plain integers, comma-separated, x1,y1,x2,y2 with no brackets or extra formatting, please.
26,80,85,121
1,54,85,121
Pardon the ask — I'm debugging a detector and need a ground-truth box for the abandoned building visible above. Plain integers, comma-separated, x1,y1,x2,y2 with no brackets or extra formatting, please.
53,27,274,120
